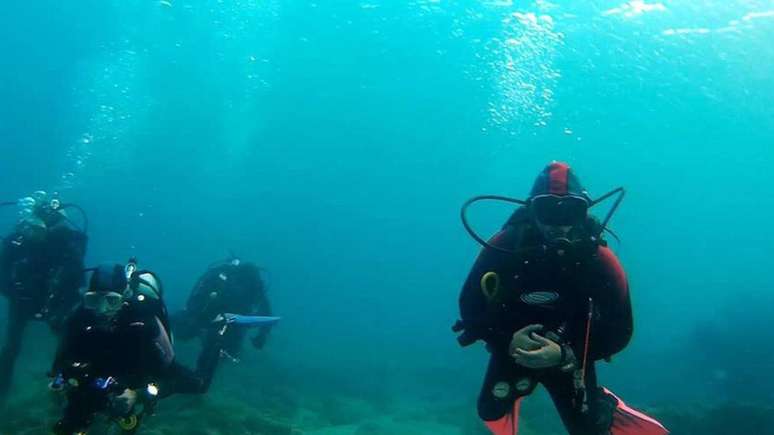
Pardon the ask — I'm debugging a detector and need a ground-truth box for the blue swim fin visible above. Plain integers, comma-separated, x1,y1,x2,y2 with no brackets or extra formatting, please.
216,313,281,327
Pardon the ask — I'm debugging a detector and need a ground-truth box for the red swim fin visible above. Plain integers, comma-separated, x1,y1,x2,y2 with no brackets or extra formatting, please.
484,398,522,435
604,388,669,435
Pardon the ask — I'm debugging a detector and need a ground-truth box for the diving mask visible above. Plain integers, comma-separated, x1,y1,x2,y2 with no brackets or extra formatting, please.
83,291,124,314
530,194,589,227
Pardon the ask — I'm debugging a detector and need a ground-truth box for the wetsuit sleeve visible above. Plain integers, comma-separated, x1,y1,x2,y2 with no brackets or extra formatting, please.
583,246,633,362
156,361,209,397
140,312,176,372
186,273,215,313
156,328,221,397
458,228,516,351
47,226,87,323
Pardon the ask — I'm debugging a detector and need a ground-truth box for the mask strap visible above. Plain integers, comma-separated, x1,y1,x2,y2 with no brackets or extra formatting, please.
131,271,163,298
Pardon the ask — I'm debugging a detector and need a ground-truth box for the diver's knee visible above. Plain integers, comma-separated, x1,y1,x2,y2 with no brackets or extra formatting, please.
478,382,512,421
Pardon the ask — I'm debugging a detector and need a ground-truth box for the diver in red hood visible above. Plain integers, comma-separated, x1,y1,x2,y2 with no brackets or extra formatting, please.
454,162,668,435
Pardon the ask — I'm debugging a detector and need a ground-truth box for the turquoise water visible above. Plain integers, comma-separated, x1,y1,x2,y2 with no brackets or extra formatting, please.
0,1,773,434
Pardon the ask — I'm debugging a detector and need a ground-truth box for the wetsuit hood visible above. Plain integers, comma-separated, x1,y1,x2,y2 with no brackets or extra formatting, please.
89,263,128,293
526,162,595,255
85,263,128,319
528,161,590,201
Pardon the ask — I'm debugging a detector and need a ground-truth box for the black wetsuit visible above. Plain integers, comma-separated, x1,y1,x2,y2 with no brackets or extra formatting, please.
51,300,220,435
176,262,273,361
457,209,633,435
0,218,86,398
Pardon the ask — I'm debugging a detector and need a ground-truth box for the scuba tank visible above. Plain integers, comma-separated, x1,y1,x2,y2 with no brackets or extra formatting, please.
122,258,173,343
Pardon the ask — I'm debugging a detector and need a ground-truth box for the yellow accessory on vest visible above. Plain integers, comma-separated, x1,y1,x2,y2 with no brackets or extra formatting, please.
118,415,139,431
480,271,500,301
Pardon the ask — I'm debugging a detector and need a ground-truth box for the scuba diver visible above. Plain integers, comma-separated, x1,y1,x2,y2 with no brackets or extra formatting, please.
175,256,275,364
0,192,87,401
50,261,222,435
454,162,668,435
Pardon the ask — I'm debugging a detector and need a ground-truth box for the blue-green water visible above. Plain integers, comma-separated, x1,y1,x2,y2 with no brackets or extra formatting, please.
1,1,773,434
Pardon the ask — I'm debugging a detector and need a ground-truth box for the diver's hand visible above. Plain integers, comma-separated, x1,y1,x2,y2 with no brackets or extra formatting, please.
110,389,138,416
509,324,544,355
512,334,562,369
48,373,65,392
